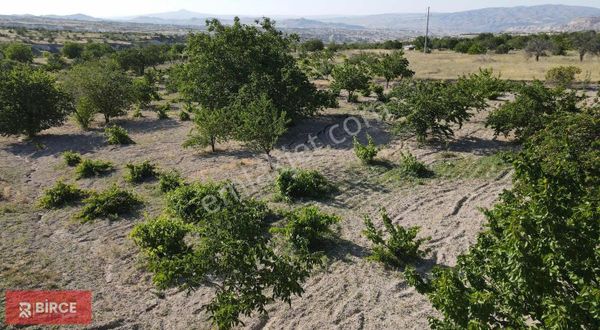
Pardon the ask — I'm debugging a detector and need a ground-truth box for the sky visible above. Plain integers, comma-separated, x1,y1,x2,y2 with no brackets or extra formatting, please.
2,0,600,17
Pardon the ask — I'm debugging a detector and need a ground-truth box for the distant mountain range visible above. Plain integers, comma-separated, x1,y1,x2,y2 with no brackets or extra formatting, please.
2,4,600,38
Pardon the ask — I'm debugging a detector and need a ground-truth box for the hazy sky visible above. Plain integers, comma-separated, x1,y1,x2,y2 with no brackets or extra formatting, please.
2,1,600,17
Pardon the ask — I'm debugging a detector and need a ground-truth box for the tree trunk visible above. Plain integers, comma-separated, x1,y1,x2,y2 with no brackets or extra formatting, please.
210,136,216,153
386,80,390,89
265,152,274,171
347,91,353,102
104,114,110,124
535,54,540,62
580,52,585,62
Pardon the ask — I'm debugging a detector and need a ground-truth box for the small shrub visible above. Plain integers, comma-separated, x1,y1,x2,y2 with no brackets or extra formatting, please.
130,215,191,258
73,97,96,130
104,125,134,145
179,110,191,121
62,151,82,167
353,134,378,164
125,161,158,183
275,168,335,201
78,185,142,222
38,181,87,209
271,206,341,251
348,93,359,103
159,170,185,193
399,152,432,178
166,182,240,223
545,66,582,88
132,105,143,118
157,103,169,120
363,209,429,268
75,159,114,179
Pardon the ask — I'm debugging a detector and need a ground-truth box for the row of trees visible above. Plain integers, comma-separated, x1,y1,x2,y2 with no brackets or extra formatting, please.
414,31,600,61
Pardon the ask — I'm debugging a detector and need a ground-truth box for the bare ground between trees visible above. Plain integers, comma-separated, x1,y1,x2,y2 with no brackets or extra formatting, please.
0,105,514,329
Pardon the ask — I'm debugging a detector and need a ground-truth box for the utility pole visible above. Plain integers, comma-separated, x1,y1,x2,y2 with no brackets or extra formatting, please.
424,6,430,53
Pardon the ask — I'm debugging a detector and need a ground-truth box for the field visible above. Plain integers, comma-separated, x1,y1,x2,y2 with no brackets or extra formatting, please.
344,49,600,81
0,92,516,328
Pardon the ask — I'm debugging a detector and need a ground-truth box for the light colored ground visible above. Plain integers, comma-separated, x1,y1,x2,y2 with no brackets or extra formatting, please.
0,95,517,329
343,49,600,81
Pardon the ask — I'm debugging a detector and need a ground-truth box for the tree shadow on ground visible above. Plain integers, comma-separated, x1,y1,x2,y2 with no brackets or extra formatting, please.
278,113,391,151
2,133,106,159
431,136,518,156
111,117,181,134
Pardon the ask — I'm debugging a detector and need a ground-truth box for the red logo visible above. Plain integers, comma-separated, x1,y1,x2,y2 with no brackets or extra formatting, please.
5,291,92,325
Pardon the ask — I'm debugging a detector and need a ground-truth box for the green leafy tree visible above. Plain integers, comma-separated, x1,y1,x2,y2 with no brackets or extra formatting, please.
131,182,320,329
571,31,600,62
331,61,370,102
81,43,113,61
233,92,288,169
62,42,84,59
131,77,159,110
0,65,74,138
486,81,581,141
44,53,67,71
545,66,582,88
374,50,414,88
301,39,325,52
525,38,552,61
179,17,327,150
64,60,134,124
405,111,600,329
184,106,230,152
3,43,33,63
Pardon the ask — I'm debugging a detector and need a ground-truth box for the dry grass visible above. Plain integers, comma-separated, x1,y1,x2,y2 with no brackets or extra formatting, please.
341,49,600,81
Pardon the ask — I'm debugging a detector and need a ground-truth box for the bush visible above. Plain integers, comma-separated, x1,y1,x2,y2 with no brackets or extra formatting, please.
133,181,320,329
467,43,487,55
271,206,341,251
545,66,582,88
75,159,114,179
62,151,82,167
399,152,432,178
275,168,335,201
130,215,191,258
363,209,429,268
78,185,142,222
125,161,158,183
159,170,185,193
404,111,600,328
486,81,581,141
73,97,96,130
38,181,88,209
104,125,134,145
0,64,74,138
353,134,379,164
157,103,169,119
178,110,190,121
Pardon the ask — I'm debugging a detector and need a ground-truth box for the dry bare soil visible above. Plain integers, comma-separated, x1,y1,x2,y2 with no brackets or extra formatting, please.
0,99,516,329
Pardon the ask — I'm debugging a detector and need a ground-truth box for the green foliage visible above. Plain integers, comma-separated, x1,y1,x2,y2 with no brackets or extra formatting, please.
134,182,319,329
62,151,82,166
104,125,134,145
178,110,190,121
455,68,509,100
467,43,487,55
44,53,67,72
232,92,288,169
363,210,429,268
525,38,552,61
0,64,74,137
275,168,335,201
38,181,87,209
486,81,581,140
156,103,170,120
180,18,327,127
130,215,191,258
545,65,582,88
433,153,512,179
331,61,370,102
301,39,325,52
353,134,378,164
388,80,480,142
78,185,142,222
4,43,33,63
125,161,158,183
75,159,114,179
405,111,600,329
62,42,84,59
81,43,113,61
297,49,335,79
373,50,414,88
398,152,432,178
131,77,159,109
72,97,96,130
271,206,340,252
63,59,133,124
184,106,230,152
158,170,185,193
